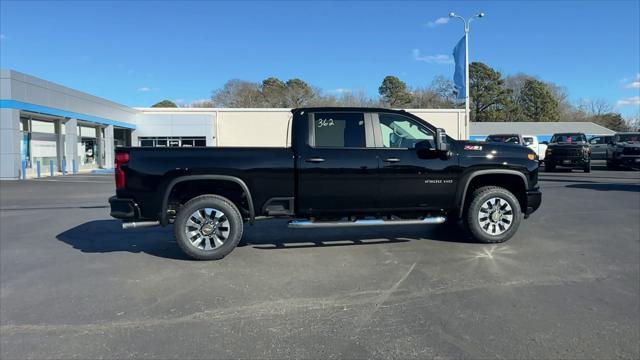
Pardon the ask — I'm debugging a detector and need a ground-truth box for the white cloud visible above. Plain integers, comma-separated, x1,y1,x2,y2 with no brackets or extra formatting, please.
627,81,640,89
620,73,640,89
624,73,640,88
137,86,152,92
326,88,351,94
616,96,640,107
412,49,454,64
427,17,449,28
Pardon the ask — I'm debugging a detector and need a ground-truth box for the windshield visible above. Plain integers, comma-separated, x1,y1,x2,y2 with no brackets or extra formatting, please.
486,135,520,144
551,134,587,143
616,133,640,142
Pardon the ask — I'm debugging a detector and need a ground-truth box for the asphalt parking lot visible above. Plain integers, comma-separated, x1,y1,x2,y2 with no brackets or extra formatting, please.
1,163,639,359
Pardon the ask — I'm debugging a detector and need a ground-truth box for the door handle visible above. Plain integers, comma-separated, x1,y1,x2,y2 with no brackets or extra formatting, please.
383,157,401,163
305,158,326,163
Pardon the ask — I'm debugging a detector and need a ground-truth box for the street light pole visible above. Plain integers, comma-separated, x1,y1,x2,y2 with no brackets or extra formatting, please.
449,12,484,127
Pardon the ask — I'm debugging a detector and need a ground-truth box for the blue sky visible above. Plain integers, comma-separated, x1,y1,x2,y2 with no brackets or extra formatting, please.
1,0,639,116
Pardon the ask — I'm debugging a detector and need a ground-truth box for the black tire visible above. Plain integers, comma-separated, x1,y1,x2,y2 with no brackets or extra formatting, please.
545,162,556,172
465,186,522,244
174,194,243,260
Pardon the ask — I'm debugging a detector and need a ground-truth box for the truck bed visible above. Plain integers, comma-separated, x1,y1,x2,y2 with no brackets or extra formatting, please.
116,146,295,219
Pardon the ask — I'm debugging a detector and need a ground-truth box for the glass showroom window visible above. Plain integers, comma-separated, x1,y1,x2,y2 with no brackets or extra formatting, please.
30,119,58,170
20,117,31,167
138,137,206,147
79,126,97,168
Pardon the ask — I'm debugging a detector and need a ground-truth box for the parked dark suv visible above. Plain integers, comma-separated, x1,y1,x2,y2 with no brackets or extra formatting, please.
545,133,591,172
606,132,640,169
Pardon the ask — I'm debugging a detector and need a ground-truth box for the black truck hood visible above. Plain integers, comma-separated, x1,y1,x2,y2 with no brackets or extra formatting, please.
458,140,533,156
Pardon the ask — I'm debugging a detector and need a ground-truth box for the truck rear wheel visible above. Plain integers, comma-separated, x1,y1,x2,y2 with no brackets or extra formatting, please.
174,195,243,260
466,186,522,244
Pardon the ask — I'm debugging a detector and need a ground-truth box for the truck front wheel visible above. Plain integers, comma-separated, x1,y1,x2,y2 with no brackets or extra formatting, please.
466,186,522,244
174,194,243,260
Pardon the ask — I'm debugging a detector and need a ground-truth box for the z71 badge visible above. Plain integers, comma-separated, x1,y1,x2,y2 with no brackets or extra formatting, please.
464,145,483,151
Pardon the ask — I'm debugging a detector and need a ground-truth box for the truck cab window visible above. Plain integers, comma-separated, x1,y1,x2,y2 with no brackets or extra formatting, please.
377,113,434,149
313,112,365,148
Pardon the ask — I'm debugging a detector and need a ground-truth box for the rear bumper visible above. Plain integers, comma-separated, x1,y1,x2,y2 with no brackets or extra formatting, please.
109,196,140,220
525,188,542,217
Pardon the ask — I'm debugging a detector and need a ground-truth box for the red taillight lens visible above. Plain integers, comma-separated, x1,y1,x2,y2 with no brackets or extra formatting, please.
114,152,129,189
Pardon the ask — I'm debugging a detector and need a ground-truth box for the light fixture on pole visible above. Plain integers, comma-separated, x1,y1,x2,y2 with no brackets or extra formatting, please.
449,12,484,127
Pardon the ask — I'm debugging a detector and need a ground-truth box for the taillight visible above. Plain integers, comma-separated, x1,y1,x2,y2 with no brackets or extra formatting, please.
115,152,129,189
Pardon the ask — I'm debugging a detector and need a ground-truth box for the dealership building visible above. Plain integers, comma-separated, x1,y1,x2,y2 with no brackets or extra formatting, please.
0,69,613,180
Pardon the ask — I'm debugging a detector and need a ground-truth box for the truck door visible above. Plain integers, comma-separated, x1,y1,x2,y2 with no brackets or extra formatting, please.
589,136,606,159
296,111,378,216
370,112,459,212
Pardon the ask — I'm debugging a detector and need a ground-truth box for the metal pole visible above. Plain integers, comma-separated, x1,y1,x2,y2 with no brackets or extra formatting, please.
36,160,41,178
464,24,470,127
50,160,54,177
450,12,483,128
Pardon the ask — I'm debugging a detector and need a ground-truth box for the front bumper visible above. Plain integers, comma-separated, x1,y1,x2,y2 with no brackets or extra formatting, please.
109,196,140,220
525,188,542,217
546,156,589,168
612,154,640,166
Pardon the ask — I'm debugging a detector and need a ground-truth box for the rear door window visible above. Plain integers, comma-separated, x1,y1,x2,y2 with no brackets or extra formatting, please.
313,112,366,148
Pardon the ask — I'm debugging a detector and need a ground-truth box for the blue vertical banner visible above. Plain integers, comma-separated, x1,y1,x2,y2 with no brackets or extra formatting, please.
453,35,466,100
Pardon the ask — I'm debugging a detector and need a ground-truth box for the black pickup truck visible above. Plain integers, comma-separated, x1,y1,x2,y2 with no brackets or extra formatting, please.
544,133,591,172
110,107,541,260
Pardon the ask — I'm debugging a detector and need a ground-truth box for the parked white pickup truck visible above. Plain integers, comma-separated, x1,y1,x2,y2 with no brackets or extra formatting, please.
485,134,547,161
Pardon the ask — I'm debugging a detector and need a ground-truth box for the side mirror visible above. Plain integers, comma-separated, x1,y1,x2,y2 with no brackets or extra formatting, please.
436,128,450,152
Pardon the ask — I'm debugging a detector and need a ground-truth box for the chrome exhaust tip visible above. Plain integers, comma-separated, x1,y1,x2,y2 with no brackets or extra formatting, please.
122,221,160,230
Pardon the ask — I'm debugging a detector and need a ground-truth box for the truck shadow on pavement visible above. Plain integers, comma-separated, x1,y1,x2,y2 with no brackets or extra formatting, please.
57,219,473,259
564,183,640,192
56,220,191,260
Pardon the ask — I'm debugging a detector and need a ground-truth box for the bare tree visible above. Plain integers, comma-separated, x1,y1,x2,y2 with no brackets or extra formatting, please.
187,100,214,108
578,98,613,117
430,75,457,105
410,88,450,108
211,80,264,108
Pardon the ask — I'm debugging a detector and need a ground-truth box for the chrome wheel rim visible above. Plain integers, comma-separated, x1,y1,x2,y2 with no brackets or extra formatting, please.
185,208,230,250
478,197,513,236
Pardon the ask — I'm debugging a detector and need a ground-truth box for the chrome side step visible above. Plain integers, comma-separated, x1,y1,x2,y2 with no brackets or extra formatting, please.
288,216,446,229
